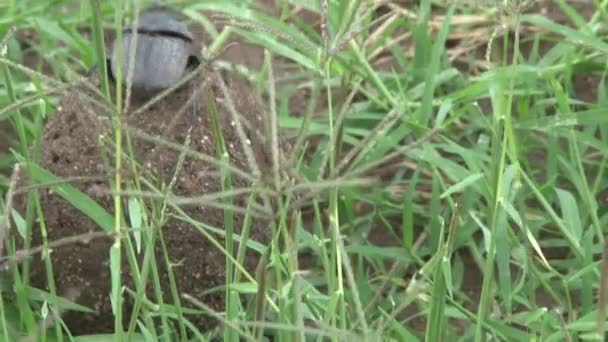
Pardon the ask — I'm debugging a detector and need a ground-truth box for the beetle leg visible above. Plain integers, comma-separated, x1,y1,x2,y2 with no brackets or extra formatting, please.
186,55,204,129
85,63,99,78
85,58,115,82
105,58,116,83
186,55,201,70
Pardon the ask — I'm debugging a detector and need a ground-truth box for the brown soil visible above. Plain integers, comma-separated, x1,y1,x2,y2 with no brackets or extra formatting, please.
15,43,284,336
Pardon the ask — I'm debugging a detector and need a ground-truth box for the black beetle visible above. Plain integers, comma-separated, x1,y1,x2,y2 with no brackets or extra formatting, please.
102,7,201,96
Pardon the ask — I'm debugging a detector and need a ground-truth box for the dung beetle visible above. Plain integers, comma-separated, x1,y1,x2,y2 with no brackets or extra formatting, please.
102,7,201,96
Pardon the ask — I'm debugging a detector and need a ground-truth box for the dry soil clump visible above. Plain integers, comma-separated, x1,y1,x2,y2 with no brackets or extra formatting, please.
19,62,281,334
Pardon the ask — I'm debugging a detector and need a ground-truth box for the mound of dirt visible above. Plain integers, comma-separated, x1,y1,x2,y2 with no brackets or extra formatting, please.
16,55,284,335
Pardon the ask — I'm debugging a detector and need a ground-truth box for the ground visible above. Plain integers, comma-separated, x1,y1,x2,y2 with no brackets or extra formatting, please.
1,0,607,339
